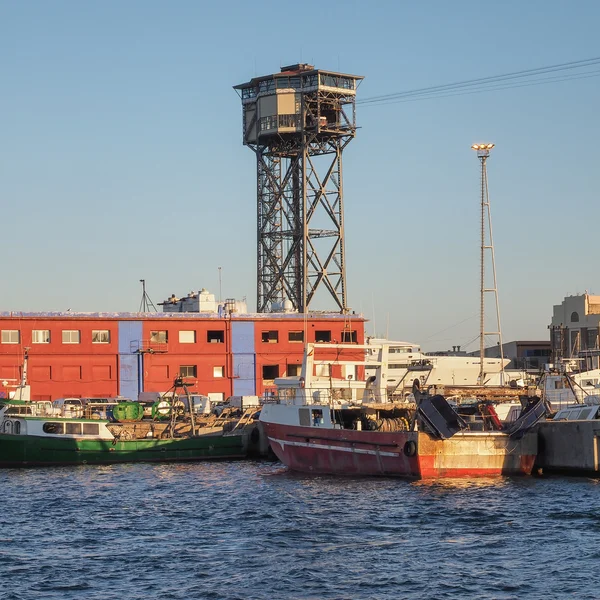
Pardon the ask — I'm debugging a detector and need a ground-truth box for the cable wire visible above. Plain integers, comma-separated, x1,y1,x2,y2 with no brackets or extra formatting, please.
357,57,600,106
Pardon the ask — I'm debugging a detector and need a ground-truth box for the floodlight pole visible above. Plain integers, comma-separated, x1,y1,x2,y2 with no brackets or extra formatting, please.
471,144,505,386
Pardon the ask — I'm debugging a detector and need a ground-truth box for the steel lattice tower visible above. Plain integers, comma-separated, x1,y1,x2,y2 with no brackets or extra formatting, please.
471,143,505,385
235,64,362,313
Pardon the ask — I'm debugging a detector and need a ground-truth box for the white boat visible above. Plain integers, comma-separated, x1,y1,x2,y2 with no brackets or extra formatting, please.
364,338,528,397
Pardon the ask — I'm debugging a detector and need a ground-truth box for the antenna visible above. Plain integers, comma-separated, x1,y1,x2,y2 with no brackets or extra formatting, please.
139,279,157,312
218,266,222,303
471,144,505,385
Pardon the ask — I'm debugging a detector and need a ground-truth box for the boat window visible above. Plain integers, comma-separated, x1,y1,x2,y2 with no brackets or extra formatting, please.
66,422,82,435
82,423,100,435
298,408,311,426
571,312,580,322
43,422,65,435
311,409,324,426
14,421,21,434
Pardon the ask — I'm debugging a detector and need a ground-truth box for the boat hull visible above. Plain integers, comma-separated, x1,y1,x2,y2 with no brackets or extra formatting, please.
262,422,537,478
0,433,246,467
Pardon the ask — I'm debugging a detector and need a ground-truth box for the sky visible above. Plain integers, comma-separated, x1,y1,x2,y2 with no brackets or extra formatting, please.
1,0,599,352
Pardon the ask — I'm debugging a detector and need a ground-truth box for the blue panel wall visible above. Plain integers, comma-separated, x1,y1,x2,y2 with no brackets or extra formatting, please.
231,322,255,353
118,321,143,399
231,322,256,395
118,321,143,354
119,355,139,399
233,355,256,396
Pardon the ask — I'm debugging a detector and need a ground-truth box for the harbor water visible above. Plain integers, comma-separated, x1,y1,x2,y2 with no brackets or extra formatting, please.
1,462,599,600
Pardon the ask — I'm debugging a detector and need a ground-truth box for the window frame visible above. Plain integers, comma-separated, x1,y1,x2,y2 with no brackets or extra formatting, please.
315,330,332,343
261,330,279,343
150,330,168,344
92,330,111,344
179,330,196,344
262,365,280,380
288,331,304,343
1,330,20,344
62,330,81,344
32,329,51,344
179,365,198,378
207,330,225,344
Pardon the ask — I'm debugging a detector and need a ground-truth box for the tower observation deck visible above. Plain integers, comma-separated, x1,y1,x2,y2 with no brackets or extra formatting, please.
234,64,363,313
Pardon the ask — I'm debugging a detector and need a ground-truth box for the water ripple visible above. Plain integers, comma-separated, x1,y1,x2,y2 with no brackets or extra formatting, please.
0,464,598,599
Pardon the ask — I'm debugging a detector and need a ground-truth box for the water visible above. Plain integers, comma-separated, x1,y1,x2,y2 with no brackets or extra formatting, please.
1,462,599,600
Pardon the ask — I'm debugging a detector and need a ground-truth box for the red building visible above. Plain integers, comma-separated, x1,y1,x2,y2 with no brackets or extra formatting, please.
0,312,365,401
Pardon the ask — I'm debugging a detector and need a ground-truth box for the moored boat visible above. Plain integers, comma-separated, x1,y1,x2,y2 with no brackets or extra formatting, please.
0,377,252,467
260,343,544,478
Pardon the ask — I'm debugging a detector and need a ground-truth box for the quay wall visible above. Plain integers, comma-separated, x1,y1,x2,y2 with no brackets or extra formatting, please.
536,421,600,475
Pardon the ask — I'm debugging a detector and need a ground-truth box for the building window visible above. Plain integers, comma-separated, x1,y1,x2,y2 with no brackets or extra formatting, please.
571,312,580,323
1,330,20,344
62,330,81,344
179,365,197,378
287,364,301,376
341,330,357,343
179,330,196,344
213,366,224,378
207,330,224,344
262,330,279,343
150,330,168,343
288,331,304,343
92,330,110,344
32,330,51,344
262,365,279,380
315,330,331,343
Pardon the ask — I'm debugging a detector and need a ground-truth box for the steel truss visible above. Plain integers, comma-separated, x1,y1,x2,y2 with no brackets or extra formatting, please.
252,90,356,313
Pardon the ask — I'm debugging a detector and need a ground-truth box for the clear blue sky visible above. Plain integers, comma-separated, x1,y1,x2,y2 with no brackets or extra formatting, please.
1,0,598,351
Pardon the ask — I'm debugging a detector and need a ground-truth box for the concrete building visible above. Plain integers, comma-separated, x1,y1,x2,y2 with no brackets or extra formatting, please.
481,340,551,370
550,293,600,368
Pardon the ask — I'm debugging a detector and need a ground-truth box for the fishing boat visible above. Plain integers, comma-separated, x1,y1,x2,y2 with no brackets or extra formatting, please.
0,377,252,467
259,343,545,478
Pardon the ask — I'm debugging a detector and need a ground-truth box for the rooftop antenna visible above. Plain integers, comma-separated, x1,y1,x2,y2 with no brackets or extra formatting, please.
471,143,505,385
218,266,222,303
139,279,157,312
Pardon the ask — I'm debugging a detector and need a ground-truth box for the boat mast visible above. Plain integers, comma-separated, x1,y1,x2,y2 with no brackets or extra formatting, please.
471,144,505,386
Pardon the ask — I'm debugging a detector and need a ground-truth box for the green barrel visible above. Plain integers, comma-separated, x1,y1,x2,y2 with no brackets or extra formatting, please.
112,402,144,422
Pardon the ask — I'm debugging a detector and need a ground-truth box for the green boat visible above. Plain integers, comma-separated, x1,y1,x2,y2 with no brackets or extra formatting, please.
0,380,250,467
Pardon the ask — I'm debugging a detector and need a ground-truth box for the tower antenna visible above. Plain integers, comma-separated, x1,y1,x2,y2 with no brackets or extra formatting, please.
235,64,363,313
139,279,157,312
471,144,504,385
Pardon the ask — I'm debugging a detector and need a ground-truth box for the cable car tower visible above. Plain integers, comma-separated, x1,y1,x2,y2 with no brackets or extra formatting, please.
235,64,363,313
471,143,505,385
